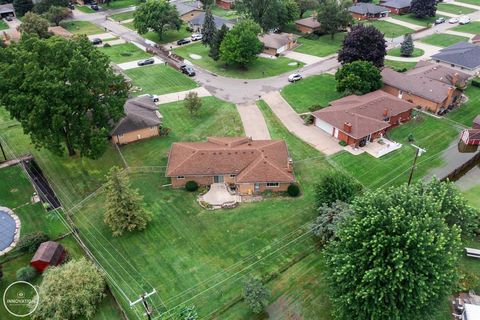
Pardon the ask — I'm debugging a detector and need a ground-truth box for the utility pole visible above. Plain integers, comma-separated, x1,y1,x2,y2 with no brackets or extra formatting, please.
408,144,426,186
130,289,156,320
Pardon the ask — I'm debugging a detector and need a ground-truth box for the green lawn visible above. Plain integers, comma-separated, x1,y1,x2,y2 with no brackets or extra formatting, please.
103,0,141,9
97,43,151,64
280,74,342,114
390,13,441,27
174,42,304,79
211,6,240,19
463,185,480,209
364,20,414,38
384,59,418,71
452,21,480,34
127,23,192,45
447,84,480,126
61,20,104,36
420,33,469,47
110,10,135,22
0,19,8,30
437,2,476,14
330,114,461,189
125,64,197,95
456,0,480,5
76,5,95,13
294,33,346,57
387,47,425,57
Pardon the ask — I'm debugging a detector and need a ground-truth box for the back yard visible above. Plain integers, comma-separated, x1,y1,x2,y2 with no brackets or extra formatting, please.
294,33,346,57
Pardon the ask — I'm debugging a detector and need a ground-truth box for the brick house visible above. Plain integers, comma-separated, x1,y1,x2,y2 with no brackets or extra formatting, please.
295,16,321,34
175,2,203,22
380,0,411,14
216,0,234,9
312,90,414,147
381,61,469,114
460,115,480,146
258,33,297,56
110,97,163,145
165,137,296,194
348,3,389,20
431,42,480,74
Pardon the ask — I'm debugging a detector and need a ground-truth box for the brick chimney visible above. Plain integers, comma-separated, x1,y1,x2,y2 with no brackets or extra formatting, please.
343,122,352,133
451,72,459,86
383,108,388,117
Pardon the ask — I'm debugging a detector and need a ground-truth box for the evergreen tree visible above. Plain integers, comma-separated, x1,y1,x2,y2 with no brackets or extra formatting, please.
104,166,152,237
410,0,436,18
338,24,387,67
209,24,229,61
400,33,414,57
311,200,353,245
13,0,34,16
202,6,216,47
243,276,270,314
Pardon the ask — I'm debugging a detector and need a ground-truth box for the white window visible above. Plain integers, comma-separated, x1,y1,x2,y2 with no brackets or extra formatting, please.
266,182,279,187
177,176,185,179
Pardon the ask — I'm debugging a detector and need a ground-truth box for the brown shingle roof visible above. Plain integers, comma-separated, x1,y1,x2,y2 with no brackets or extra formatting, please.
258,33,296,49
473,115,480,129
312,90,414,139
166,137,295,183
48,26,73,38
295,17,321,29
31,241,65,265
111,97,162,136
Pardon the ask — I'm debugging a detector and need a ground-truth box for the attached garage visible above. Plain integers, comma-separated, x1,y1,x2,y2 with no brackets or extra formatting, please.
315,117,334,136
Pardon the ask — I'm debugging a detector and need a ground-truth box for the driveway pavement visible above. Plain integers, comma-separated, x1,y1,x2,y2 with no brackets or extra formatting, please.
87,32,116,40
283,51,324,65
236,102,271,140
116,57,164,70
156,87,211,105
262,91,343,155
382,17,423,31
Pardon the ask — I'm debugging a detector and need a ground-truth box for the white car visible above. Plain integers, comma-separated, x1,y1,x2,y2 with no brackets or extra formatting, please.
449,17,459,24
459,15,471,25
191,33,203,41
288,73,303,82
139,94,159,103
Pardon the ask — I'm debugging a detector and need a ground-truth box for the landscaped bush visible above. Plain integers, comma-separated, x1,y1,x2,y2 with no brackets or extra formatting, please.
103,43,111,48
17,232,49,253
303,114,314,125
287,183,300,197
308,104,322,112
471,79,480,88
339,140,347,147
314,171,362,207
16,266,37,282
185,180,199,192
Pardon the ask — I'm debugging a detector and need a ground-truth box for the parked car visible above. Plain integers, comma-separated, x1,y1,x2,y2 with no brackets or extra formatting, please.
177,38,191,45
137,58,155,66
288,73,303,82
449,17,459,24
67,2,75,9
139,94,160,103
180,64,196,76
459,15,471,25
90,38,102,45
90,3,99,10
191,33,203,41
434,17,445,25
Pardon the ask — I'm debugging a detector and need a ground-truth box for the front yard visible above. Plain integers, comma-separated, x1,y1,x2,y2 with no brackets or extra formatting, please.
420,33,469,47
390,13,441,27
97,43,151,64
363,20,414,38
452,21,480,34
102,0,141,9
387,47,425,57
384,59,418,71
437,2,476,14
174,42,304,79
456,0,480,5
110,10,135,22
447,83,480,126
61,20,104,35
124,22,192,45
294,33,346,57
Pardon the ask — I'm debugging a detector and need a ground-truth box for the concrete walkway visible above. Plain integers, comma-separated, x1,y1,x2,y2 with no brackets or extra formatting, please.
385,41,443,61
455,166,480,191
436,10,458,18
156,87,211,104
262,91,343,155
116,57,164,70
450,0,480,10
283,51,324,65
236,103,271,140
382,17,423,31
87,32,116,40
200,183,240,207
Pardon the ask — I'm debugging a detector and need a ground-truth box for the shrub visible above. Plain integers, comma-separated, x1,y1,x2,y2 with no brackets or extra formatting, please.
287,183,300,197
308,104,322,112
314,172,362,207
303,114,314,125
17,232,49,253
16,266,37,282
408,133,414,142
339,140,347,147
471,79,480,88
185,180,199,192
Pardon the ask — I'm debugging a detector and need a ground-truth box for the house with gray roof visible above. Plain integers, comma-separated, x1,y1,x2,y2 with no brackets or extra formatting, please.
174,2,203,22
111,97,163,145
188,12,236,32
349,3,389,20
0,3,15,18
381,0,411,14
431,42,480,74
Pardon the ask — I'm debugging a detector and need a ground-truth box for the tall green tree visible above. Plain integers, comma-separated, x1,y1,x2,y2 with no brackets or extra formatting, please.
184,91,202,115
338,24,387,67
209,24,229,61
410,0,436,18
104,166,152,237
220,20,263,67
13,0,34,16
236,0,286,31
317,0,351,39
202,6,216,47
32,258,105,320
243,276,270,314
134,0,182,40
0,36,129,158
400,33,414,57
18,12,50,38
295,0,318,18
281,0,300,24
314,172,362,208
326,180,464,319
43,5,71,26
33,0,69,14
311,200,353,245
335,60,383,95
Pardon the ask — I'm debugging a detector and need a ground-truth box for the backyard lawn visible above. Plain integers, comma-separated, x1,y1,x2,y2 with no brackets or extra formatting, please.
125,64,198,95
110,10,135,22
390,13,441,27
294,33,346,57
420,33,469,47
97,43,151,64
102,0,140,9
387,47,425,57
0,19,8,30
447,84,480,126
174,43,304,79
364,20,414,38
437,2,475,14
452,21,480,34
211,6,240,18
280,74,342,113
384,59,418,71
61,20,104,35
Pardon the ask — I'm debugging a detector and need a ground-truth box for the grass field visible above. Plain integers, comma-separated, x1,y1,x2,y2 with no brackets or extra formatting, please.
390,13,440,27
294,33,346,57
110,10,135,22
384,59,418,71
174,43,304,79
456,0,480,5
420,33,469,47
387,47,425,57
97,43,151,64
280,74,342,114
447,84,480,126
76,5,95,13
437,2,476,14
103,0,140,9
61,20,104,35
452,21,480,34
211,6,240,18
463,184,480,209
132,24,192,45
0,19,8,30
364,20,414,38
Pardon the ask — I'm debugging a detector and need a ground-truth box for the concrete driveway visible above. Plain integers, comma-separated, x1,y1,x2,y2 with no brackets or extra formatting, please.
156,87,211,105
116,57,164,70
236,103,271,140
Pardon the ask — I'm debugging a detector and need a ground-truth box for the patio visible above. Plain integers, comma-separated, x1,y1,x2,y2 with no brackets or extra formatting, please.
345,137,402,158
198,183,241,209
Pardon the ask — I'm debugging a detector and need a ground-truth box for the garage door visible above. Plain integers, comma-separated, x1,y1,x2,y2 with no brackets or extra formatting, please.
315,118,334,135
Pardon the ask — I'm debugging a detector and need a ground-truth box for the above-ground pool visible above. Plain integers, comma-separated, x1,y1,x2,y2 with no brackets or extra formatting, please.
0,206,20,255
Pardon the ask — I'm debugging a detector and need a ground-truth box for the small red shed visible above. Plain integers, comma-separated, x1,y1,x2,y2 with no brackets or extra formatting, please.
30,241,66,273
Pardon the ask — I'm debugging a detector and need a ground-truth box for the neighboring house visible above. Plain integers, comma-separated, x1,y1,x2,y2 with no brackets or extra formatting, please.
0,3,15,18
295,16,321,34
188,12,236,32
30,241,66,273
312,90,414,147
381,61,469,114
431,42,480,74
460,115,480,146
48,26,73,38
258,32,297,56
348,3,389,20
175,2,204,22
216,0,235,9
110,97,163,145
472,34,480,45
165,137,296,194
380,0,411,14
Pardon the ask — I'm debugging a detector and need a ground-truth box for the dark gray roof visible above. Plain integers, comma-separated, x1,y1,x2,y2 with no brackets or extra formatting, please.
188,12,235,29
111,97,162,136
349,3,389,15
382,0,411,8
0,3,14,14
431,42,480,70
175,2,202,16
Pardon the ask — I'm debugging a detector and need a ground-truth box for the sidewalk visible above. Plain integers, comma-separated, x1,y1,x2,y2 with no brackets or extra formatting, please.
283,51,324,65
436,10,458,18
450,0,480,10
262,91,342,155
236,102,271,140
156,87,211,105
444,29,475,38
382,17,423,31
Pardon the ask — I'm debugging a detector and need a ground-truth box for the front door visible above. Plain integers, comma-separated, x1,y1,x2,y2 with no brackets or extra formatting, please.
214,175,224,183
